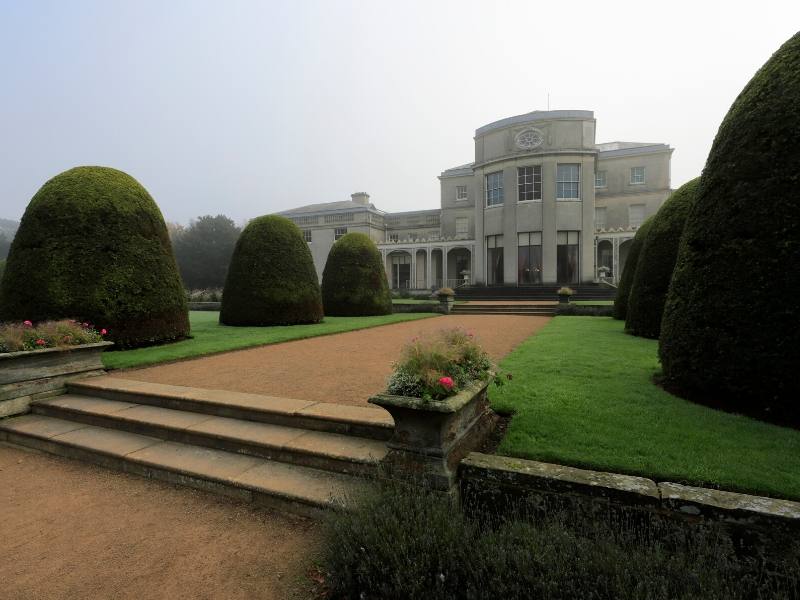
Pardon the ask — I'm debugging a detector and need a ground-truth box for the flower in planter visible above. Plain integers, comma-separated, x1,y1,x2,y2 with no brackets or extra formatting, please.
23,320,32,327
35,338,47,347
100,328,108,336
438,376,454,391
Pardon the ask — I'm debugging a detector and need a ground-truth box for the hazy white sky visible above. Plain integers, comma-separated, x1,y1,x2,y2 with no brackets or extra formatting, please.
1,0,798,224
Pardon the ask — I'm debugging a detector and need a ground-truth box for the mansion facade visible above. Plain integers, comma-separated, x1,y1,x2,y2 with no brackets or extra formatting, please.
280,109,673,289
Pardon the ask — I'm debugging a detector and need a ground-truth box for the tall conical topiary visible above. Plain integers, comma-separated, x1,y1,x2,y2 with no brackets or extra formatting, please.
322,232,392,316
659,32,800,423
0,166,189,348
626,178,700,339
612,218,654,321
220,215,323,326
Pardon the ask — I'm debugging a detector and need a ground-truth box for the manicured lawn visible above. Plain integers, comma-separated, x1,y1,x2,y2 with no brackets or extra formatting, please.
103,311,439,370
490,317,800,500
571,300,614,305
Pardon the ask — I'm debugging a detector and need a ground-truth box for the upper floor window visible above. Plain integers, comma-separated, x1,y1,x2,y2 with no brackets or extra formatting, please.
302,229,312,243
595,207,607,230
455,217,469,235
388,233,399,242
629,204,646,228
456,185,468,201
556,164,581,200
595,171,607,188
485,171,504,207
517,166,542,201
334,227,348,240
630,166,646,185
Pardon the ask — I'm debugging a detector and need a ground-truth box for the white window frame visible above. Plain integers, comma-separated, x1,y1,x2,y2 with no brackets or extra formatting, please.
630,166,646,185
485,171,504,207
456,185,468,201
388,233,399,242
334,227,348,241
594,171,607,188
556,164,581,200
302,229,312,243
595,207,607,230
629,204,646,228
517,165,542,202
455,217,469,235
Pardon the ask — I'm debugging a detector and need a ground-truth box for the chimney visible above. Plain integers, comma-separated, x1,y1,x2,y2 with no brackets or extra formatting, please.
351,192,370,206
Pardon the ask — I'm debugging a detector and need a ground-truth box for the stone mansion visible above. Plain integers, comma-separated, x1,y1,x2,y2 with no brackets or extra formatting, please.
279,109,673,289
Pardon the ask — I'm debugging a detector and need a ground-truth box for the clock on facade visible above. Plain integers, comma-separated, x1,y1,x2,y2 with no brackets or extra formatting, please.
515,128,544,150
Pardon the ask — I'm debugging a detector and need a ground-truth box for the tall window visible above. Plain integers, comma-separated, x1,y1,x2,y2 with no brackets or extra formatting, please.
595,170,607,188
485,171,504,207
486,235,504,285
334,227,347,240
302,229,312,243
556,164,581,200
390,253,411,289
456,185,468,201
388,233,399,242
629,204,646,228
517,232,542,285
557,231,580,283
517,166,542,201
630,166,646,185
455,217,469,235
595,207,607,230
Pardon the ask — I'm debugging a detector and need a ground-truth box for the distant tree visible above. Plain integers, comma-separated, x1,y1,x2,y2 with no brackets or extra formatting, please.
0,232,10,260
166,221,185,242
172,215,241,289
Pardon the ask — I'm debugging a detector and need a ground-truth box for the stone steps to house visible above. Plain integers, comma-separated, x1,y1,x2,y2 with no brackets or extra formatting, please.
456,285,616,301
0,377,393,515
451,305,555,316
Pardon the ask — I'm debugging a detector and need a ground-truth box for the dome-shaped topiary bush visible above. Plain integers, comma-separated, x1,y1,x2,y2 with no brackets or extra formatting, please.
659,32,800,423
321,232,392,316
612,218,653,321
220,215,323,326
0,166,189,348
625,178,700,339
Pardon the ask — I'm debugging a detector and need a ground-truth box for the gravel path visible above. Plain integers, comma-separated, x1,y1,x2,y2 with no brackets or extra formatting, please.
0,444,320,600
124,315,550,406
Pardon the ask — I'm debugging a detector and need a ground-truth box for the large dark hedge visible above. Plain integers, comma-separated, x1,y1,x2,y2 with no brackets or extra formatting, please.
219,215,323,325
625,179,700,339
321,232,392,316
659,32,800,423
612,218,653,321
0,166,189,348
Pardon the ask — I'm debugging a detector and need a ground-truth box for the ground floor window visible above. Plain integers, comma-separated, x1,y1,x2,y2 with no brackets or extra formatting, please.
517,232,542,284
486,235,504,285
597,239,613,278
335,227,348,240
557,231,580,283
390,253,411,288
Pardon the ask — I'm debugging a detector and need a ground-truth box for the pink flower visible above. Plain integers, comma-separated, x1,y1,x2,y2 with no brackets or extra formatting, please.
438,376,454,390
100,329,108,336
23,320,32,327
82,322,89,328
35,338,46,346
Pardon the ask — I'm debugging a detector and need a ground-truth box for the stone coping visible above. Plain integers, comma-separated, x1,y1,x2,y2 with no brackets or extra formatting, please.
461,453,800,525
0,341,113,361
369,379,490,414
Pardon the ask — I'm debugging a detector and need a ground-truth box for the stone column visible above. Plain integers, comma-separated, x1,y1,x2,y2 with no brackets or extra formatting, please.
426,248,432,289
442,248,448,286
613,237,619,284
411,251,417,289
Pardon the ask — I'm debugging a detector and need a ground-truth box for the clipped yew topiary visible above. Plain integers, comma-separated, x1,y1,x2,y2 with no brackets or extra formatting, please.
321,232,392,316
0,166,189,348
659,32,800,423
612,218,653,321
220,215,323,326
625,178,700,339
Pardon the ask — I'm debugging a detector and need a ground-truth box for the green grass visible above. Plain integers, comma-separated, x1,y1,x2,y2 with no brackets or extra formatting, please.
491,317,800,500
103,311,439,370
571,300,614,305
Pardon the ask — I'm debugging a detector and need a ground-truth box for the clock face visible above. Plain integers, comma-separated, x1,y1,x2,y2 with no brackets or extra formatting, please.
515,128,544,150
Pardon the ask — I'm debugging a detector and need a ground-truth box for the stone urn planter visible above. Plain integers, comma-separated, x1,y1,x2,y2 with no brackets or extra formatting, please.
0,341,113,418
436,287,456,314
369,378,496,491
557,286,575,304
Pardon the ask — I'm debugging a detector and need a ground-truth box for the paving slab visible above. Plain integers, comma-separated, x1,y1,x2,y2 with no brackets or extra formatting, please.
128,441,261,480
186,415,308,447
115,404,215,430
287,430,387,462
42,394,138,415
53,426,161,457
233,460,355,505
0,414,89,439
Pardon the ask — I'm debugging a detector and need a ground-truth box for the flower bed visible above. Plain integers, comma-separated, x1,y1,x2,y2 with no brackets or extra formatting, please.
0,320,112,418
370,329,503,489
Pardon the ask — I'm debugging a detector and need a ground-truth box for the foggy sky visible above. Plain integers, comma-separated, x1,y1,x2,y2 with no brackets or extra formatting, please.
1,0,798,225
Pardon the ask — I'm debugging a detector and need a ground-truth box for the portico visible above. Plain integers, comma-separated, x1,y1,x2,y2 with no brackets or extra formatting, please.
379,239,476,290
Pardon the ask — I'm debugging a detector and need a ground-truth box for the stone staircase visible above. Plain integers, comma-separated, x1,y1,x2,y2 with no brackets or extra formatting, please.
451,303,556,316
0,376,392,515
455,284,616,302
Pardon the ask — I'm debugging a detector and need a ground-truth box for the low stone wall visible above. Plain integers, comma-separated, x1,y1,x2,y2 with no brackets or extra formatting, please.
391,303,445,314
188,301,221,311
0,342,112,418
460,453,800,555
556,304,614,316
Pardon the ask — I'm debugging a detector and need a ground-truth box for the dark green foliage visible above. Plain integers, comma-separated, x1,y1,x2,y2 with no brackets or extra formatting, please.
322,480,799,599
0,259,5,283
219,215,322,326
0,232,10,259
626,178,700,338
172,214,241,289
659,33,800,422
321,232,391,316
612,218,653,320
0,167,189,348
556,303,613,316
